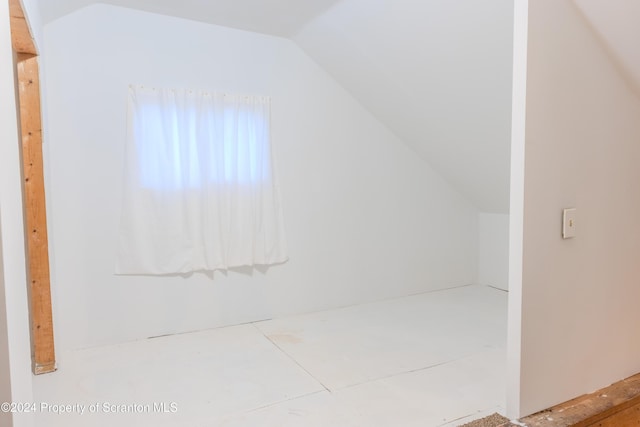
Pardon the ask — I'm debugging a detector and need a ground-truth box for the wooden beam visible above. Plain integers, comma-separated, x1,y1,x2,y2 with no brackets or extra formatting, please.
8,0,36,55
16,53,55,375
8,0,55,375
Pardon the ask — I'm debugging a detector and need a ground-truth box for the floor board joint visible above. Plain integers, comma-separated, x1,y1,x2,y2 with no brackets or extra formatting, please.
255,323,333,393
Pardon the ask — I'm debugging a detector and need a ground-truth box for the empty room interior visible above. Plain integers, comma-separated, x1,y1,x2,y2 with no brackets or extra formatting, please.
3,1,640,427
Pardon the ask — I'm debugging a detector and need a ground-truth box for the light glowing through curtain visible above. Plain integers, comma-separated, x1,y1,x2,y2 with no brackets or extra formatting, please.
116,85,288,274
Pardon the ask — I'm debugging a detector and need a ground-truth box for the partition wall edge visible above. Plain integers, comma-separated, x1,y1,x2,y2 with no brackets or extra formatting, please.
506,0,528,420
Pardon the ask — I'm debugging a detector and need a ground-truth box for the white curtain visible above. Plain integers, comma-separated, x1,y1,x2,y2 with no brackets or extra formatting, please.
116,85,288,274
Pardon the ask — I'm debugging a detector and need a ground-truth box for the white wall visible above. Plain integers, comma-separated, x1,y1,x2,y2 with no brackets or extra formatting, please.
0,2,36,426
19,0,43,51
517,0,640,416
477,213,509,291
574,0,640,96
41,4,478,354
294,0,514,213
506,0,528,418
0,224,12,427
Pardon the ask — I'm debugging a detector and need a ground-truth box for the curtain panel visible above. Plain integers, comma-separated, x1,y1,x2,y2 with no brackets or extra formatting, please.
116,85,288,274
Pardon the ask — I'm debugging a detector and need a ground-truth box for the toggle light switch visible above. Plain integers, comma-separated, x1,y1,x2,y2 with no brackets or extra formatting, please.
562,208,576,239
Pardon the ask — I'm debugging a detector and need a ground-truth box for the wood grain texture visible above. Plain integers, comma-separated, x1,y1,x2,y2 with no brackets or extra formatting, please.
585,403,640,427
16,55,56,375
8,0,36,55
519,373,640,426
9,0,55,375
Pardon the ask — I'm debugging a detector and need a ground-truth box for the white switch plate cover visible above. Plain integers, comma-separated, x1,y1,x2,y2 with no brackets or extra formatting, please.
563,208,576,239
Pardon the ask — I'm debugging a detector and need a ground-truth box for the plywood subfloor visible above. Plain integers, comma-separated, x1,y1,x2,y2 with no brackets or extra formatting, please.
33,285,507,427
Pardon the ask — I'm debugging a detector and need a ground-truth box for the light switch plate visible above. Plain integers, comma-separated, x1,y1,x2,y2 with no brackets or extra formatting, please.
563,208,576,239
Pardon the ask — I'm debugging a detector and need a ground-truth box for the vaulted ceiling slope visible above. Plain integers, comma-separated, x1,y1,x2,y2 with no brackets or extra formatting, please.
294,0,514,213
573,0,640,95
36,0,342,37
31,0,514,213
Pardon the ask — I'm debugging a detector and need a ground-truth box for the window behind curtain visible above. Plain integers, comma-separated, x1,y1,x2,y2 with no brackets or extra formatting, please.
116,85,288,274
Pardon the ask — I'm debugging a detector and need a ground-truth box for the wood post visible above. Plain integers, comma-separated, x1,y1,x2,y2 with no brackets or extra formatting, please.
8,0,56,375
8,0,36,55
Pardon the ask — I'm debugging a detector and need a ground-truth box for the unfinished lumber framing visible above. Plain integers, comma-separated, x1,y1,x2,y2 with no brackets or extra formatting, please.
520,372,640,427
8,0,56,375
8,0,35,55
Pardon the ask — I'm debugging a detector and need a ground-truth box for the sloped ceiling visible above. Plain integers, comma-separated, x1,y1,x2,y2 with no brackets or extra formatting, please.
33,0,514,213
573,0,640,94
294,0,514,213
36,0,342,37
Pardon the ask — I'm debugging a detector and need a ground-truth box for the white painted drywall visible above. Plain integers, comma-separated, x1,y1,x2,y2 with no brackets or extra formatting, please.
41,4,478,353
517,0,640,416
0,225,12,427
0,2,36,426
477,213,509,291
19,0,43,51
32,0,515,212
573,0,640,95
294,0,514,213
506,0,528,418
35,0,341,37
